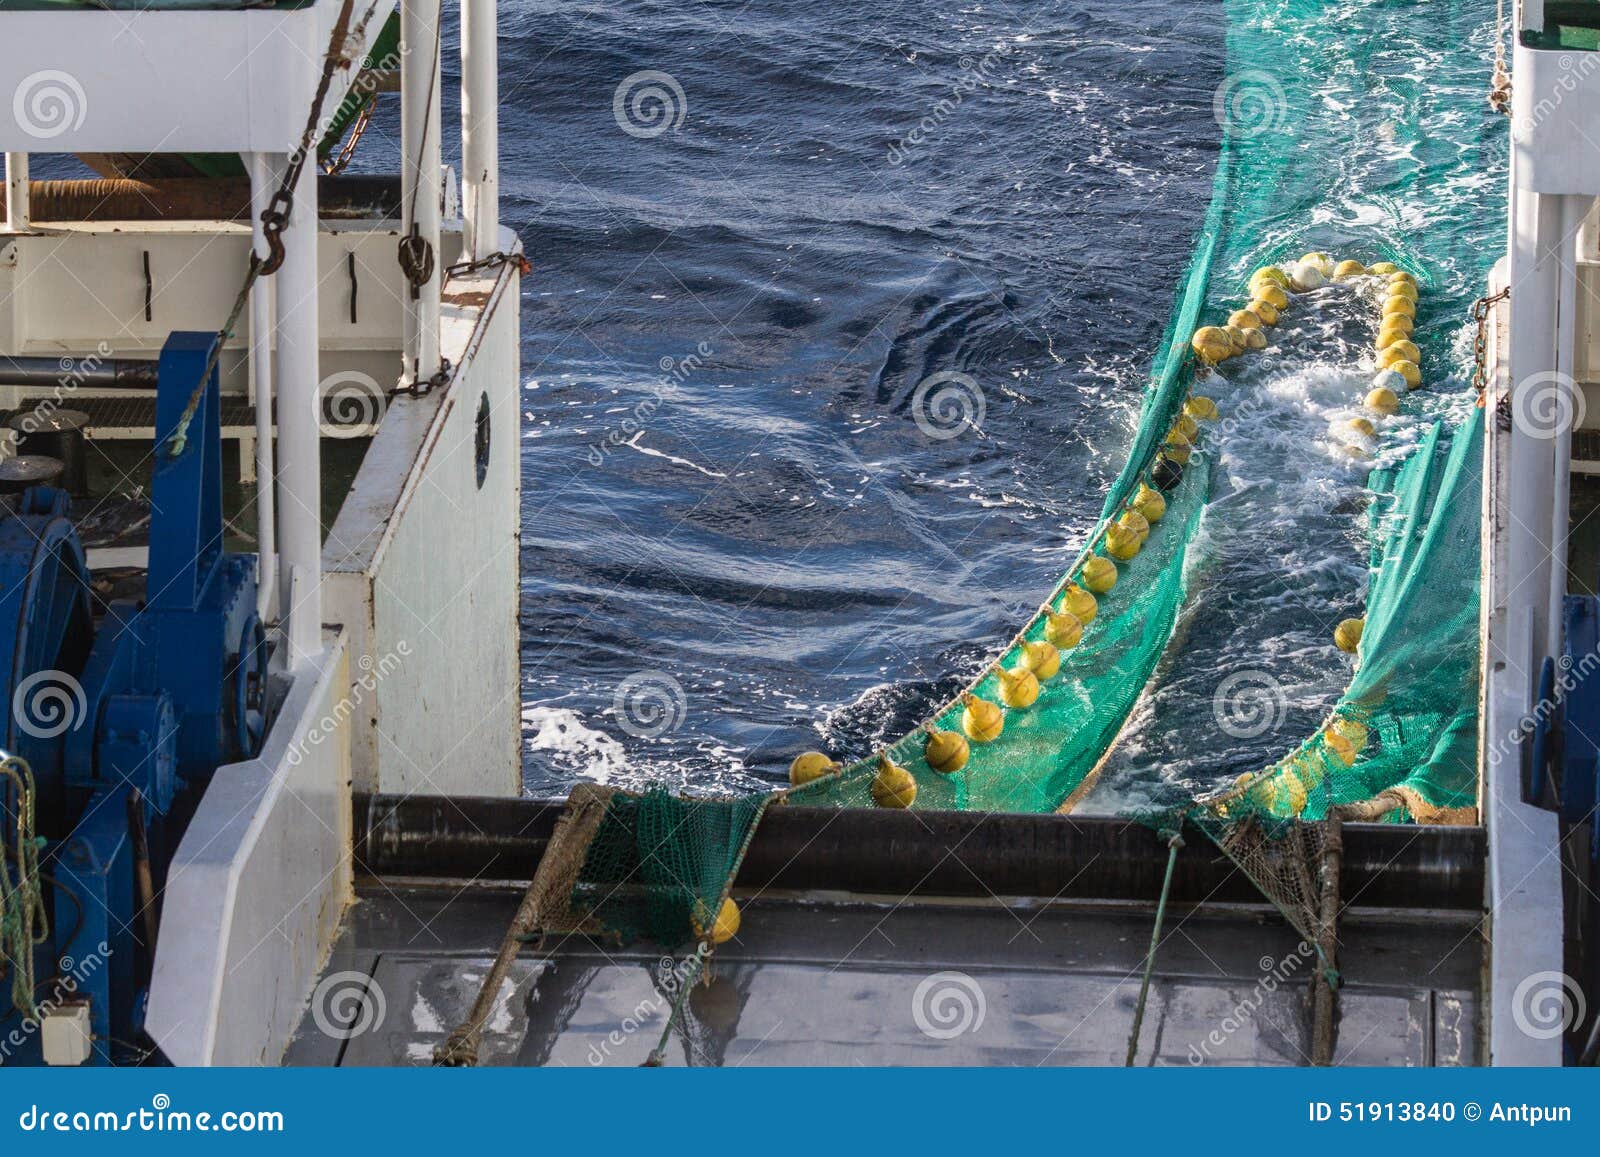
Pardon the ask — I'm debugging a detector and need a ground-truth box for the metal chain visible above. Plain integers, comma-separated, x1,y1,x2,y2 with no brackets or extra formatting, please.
324,97,375,176
444,251,532,281
163,0,364,459
1471,286,1511,397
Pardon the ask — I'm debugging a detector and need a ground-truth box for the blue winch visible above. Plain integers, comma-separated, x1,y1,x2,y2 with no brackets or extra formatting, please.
0,332,268,1066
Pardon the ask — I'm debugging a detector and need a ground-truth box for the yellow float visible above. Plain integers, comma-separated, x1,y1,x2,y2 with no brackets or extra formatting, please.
1117,508,1150,544
1019,639,1062,680
1061,582,1099,623
789,751,841,786
1364,386,1400,415
1377,340,1420,369
961,693,1004,743
1132,484,1166,524
871,755,918,808
1105,521,1142,561
1081,555,1118,594
995,665,1040,709
693,897,741,944
923,728,970,775
1043,608,1084,650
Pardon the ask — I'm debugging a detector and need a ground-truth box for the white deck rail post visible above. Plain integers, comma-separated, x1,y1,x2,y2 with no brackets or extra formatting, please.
4,153,28,231
248,152,280,624
401,0,444,388
460,0,499,259
275,152,323,667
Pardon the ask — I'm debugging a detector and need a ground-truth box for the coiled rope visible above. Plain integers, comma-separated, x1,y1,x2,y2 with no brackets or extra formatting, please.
0,757,47,1020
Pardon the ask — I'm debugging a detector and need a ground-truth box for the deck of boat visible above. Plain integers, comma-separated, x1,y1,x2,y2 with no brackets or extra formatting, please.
282,797,1484,1067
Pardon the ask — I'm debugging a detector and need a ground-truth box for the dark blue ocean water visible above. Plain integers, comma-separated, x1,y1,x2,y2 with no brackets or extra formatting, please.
505,0,1226,796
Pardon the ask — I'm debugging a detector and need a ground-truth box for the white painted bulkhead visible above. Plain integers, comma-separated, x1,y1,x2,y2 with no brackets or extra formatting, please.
323,240,523,798
146,631,352,1067
0,2,397,157
1481,27,1600,1065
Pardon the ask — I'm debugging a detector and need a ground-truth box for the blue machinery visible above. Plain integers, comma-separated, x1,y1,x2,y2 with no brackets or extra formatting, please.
1525,597,1600,1065
0,332,266,1066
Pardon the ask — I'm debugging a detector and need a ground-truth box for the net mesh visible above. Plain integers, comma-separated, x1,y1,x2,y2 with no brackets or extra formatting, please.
543,0,1499,947
567,786,776,946
1203,413,1484,827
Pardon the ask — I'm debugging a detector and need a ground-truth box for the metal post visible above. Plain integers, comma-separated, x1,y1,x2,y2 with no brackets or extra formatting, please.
460,0,499,260
248,152,280,623
274,153,323,667
4,153,29,231
1506,186,1561,675
1545,194,1585,660
401,0,443,388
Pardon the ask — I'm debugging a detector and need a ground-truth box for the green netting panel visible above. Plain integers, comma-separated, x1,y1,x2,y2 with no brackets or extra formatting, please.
1214,410,1484,823
789,460,1209,813
571,788,775,945
561,0,1503,947
786,140,1241,815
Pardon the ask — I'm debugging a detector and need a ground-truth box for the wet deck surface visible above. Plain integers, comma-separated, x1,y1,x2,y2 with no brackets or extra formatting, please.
285,884,1481,1066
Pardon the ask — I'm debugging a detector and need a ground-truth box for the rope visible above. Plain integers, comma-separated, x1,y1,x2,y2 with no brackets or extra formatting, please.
163,0,364,460
1489,0,1512,114
1311,812,1347,1066
0,757,47,1021
1124,828,1183,1066
639,791,776,1066
642,945,708,1067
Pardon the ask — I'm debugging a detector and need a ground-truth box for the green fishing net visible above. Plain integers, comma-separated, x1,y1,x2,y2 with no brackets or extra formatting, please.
569,787,775,946
1209,412,1484,825
557,0,1500,945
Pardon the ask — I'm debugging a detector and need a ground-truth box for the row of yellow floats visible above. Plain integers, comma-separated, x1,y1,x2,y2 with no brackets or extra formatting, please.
789,253,1421,819
788,327,1228,809
1209,252,1427,817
